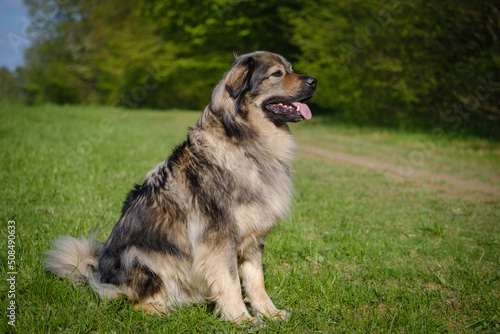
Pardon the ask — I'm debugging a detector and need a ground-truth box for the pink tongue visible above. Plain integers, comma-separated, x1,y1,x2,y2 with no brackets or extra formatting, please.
292,102,312,120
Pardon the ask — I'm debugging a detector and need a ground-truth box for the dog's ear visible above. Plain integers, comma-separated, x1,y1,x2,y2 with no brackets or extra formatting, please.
225,56,255,99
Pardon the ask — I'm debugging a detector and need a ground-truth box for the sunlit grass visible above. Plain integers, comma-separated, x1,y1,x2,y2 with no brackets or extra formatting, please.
0,103,498,333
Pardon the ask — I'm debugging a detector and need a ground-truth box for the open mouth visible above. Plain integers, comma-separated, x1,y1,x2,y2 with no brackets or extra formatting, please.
265,101,312,120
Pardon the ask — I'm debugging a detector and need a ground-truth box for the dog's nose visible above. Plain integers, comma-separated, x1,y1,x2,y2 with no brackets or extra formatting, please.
305,77,317,88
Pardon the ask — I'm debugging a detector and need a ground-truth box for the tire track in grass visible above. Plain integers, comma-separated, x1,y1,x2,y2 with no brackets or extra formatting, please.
298,143,500,199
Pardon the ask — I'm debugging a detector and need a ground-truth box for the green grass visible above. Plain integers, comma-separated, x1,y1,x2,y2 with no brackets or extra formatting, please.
1,102,499,333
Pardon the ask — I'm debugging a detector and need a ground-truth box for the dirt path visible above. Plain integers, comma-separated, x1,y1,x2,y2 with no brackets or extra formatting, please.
298,143,500,200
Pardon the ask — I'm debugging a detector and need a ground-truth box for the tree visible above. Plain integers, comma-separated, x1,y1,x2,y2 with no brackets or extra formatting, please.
21,0,304,109
136,0,303,109
289,0,500,138
22,0,99,104
0,67,25,103
19,0,500,138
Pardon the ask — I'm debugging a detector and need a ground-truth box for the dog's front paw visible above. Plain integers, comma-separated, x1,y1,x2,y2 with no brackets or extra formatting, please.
274,309,290,321
233,314,258,326
259,309,290,321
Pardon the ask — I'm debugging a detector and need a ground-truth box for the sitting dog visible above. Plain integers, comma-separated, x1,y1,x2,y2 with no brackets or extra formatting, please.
46,51,317,324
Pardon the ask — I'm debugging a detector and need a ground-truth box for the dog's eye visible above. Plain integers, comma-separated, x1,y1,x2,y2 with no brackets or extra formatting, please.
271,70,283,77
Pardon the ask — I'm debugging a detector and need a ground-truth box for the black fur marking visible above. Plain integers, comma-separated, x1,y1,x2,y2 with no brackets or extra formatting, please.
226,56,255,100
221,113,256,141
170,141,188,166
225,85,237,100
121,184,142,215
99,226,184,293
150,164,170,196
183,147,238,231
258,242,265,252
100,256,164,301
249,63,272,94
108,203,186,255
125,265,163,299
98,247,124,285
226,56,256,113
128,263,163,300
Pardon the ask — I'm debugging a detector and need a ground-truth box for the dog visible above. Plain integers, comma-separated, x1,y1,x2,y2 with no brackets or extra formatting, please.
45,51,317,324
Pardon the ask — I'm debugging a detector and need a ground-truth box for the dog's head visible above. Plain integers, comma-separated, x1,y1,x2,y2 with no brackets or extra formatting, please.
210,51,317,126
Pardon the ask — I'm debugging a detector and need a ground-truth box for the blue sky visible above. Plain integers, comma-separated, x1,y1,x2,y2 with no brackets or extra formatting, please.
0,0,31,71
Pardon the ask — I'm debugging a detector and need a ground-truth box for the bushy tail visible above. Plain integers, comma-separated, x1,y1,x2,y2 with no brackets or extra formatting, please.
45,235,103,284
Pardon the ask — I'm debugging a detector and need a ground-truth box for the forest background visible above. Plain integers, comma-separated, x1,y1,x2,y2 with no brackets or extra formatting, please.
1,0,499,139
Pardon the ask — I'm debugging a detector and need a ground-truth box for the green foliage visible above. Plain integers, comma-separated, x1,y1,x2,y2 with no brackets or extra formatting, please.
140,0,299,53
289,0,500,137
21,0,301,110
0,67,25,103
18,0,500,138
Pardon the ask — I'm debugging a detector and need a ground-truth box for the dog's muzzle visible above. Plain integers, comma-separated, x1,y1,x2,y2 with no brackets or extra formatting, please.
265,76,317,122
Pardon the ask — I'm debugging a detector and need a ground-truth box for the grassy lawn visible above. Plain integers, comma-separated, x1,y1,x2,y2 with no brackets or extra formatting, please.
0,103,499,333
